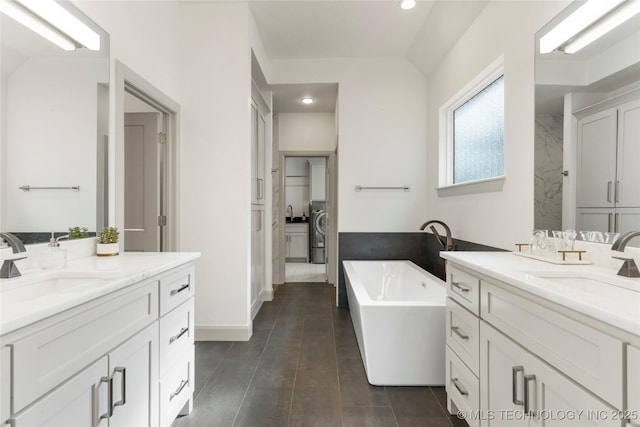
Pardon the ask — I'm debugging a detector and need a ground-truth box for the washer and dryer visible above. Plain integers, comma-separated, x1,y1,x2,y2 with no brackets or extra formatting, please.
309,200,326,264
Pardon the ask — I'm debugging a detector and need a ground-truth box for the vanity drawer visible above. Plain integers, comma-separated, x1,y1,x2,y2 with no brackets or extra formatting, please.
447,265,480,315
480,280,623,409
160,352,193,427
159,299,194,374
628,344,640,424
446,297,480,376
160,266,195,316
11,281,158,412
446,346,479,427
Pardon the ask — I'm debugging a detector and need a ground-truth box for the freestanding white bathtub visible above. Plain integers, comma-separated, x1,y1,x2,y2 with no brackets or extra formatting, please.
343,260,446,386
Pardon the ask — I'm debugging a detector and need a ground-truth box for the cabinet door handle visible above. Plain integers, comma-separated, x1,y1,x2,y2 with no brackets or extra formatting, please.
451,281,470,293
512,366,524,406
99,376,113,420
615,181,620,203
609,213,613,233
451,378,469,396
257,178,264,200
113,367,126,409
170,327,189,344
615,213,620,233
524,374,536,415
169,379,189,401
170,283,190,296
451,326,469,340
607,181,612,202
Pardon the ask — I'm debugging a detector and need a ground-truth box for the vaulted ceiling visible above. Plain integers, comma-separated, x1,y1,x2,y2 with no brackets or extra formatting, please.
248,0,488,112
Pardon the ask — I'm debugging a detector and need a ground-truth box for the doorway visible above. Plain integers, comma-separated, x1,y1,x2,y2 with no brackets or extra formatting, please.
115,61,181,252
124,92,166,252
282,154,332,283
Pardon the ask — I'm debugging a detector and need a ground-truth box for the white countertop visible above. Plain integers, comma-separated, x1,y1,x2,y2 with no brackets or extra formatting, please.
440,251,640,338
0,252,200,336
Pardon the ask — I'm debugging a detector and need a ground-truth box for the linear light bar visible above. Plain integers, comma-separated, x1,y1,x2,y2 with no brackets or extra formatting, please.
564,0,640,53
0,0,75,50
15,0,100,51
539,0,626,54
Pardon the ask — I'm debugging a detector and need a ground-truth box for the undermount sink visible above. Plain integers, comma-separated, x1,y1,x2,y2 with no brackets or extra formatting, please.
524,270,639,292
0,271,111,300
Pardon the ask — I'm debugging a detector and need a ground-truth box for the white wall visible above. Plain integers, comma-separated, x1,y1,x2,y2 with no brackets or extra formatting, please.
3,57,106,231
270,58,428,233
279,113,336,151
75,1,259,340
425,1,570,250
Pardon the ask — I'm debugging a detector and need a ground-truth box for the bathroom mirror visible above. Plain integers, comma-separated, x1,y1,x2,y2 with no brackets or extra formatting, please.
0,2,110,243
534,1,640,244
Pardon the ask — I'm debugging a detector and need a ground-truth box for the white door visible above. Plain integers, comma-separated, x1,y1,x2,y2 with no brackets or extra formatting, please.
616,100,640,207
108,323,158,427
124,113,160,252
480,323,529,427
576,108,617,208
251,209,264,318
12,357,109,427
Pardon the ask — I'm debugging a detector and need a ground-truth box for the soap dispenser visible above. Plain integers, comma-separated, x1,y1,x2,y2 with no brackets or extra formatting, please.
42,232,67,269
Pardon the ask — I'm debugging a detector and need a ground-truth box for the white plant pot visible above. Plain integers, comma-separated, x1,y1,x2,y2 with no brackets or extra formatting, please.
96,242,119,257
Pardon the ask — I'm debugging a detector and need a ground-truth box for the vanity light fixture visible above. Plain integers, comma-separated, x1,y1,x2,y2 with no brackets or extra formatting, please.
300,97,316,105
16,0,100,50
0,0,75,50
3,0,100,51
399,0,416,10
539,0,626,54
564,0,640,54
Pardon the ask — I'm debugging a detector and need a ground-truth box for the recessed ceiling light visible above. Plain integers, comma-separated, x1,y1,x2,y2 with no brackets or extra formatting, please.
399,0,416,10
300,97,316,105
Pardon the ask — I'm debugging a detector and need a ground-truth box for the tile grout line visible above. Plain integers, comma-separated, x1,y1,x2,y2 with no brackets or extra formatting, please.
285,300,304,427
230,292,286,427
329,284,347,427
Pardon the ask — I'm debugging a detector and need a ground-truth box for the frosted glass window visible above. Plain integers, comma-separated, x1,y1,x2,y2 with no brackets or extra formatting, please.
453,75,504,184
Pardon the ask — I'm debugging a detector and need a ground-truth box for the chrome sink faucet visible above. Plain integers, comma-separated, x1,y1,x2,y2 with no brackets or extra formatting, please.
0,232,27,278
287,205,293,219
611,231,640,278
420,220,454,251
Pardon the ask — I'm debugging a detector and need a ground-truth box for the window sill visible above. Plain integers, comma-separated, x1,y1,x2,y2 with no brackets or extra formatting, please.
437,175,506,197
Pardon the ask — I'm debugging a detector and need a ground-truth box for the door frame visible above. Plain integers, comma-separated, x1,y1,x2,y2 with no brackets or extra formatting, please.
114,60,181,251
279,151,337,289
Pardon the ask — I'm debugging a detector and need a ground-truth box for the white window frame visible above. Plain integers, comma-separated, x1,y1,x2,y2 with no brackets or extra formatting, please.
437,55,506,197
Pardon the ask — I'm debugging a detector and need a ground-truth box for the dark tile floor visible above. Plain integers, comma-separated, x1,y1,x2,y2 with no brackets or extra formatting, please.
173,282,468,427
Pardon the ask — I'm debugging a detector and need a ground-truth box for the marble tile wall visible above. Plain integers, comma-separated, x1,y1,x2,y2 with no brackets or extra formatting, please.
534,114,564,231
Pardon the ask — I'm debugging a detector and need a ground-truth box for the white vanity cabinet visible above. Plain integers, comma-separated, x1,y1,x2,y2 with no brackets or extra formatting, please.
444,258,632,427
0,258,197,427
445,266,481,427
13,323,158,427
285,223,308,261
628,344,640,427
481,323,619,427
158,267,195,427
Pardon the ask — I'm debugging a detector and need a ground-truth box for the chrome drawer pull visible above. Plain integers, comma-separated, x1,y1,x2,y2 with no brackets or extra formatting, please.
451,326,469,340
99,376,113,420
451,281,470,293
170,327,189,344
113,367,126,409
169,379,189,401
451,378,468,396
524,374,536,415
170,283,190,296
512,366,524,406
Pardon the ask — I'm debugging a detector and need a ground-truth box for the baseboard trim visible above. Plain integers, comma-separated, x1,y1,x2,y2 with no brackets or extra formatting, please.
195,324,252,341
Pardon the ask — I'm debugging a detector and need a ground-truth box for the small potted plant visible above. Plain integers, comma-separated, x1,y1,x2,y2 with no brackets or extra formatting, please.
68,226,88,239
97,227,119,256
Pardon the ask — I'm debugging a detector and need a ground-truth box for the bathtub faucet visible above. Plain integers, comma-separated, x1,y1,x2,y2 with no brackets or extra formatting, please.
420,220,454,251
